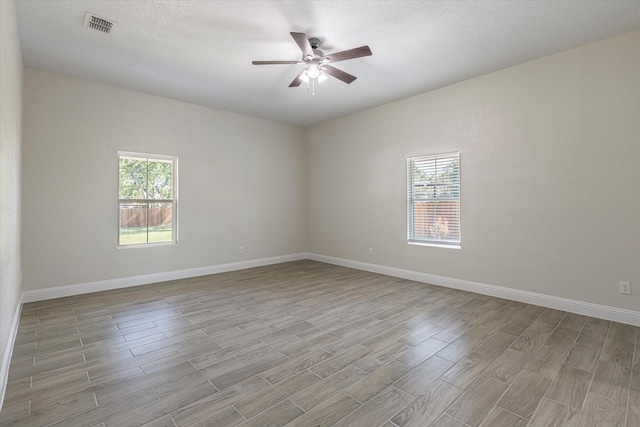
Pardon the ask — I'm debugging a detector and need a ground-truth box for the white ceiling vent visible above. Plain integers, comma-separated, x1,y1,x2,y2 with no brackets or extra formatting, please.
83,13,116,34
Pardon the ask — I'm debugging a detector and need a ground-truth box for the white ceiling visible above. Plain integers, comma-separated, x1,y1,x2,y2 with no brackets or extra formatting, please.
15,0,640,127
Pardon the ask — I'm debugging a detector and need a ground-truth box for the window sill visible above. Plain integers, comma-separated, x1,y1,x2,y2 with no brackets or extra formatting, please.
117,241,177,250
408,241,461,250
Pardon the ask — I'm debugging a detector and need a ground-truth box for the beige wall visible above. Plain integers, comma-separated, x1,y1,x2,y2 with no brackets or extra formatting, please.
22,68,307,290
307,30,640,311
0,0,24,405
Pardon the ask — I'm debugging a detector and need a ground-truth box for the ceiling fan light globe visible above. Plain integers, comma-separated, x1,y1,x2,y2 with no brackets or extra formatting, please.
306,65,320,79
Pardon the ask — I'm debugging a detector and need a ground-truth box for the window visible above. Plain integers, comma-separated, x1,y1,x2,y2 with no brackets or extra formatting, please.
118,152,177,246
407,152,460,248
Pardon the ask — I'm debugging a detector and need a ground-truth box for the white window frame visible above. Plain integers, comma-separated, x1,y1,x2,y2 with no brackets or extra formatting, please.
407,152,461,249
117,151,178,248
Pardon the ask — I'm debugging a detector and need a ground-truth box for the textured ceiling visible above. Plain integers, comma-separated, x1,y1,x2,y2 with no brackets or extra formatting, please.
15,0,640,126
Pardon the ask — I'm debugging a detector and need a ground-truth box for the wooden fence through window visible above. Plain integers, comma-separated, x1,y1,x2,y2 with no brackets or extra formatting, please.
412,201,460,241
119,206,172,228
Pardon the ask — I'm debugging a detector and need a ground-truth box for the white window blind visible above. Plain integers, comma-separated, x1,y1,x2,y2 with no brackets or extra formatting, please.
407,152,461,247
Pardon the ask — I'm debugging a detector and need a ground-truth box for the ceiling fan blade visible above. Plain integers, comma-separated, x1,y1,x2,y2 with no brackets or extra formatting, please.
252,60,301,65
326,45,372,63
289,68,307,87
290,32,314,57
323,65,357,84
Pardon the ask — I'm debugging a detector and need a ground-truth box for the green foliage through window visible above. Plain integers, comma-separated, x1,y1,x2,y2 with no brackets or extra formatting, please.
119,157,173,200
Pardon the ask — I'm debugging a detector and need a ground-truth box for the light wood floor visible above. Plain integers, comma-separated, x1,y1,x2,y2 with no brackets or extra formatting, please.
1,260,638,427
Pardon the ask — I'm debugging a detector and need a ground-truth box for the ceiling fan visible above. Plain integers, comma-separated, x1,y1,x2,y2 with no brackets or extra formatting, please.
252,32,372,94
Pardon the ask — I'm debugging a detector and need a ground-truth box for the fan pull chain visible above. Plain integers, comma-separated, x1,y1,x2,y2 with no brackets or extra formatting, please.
307,77,316,96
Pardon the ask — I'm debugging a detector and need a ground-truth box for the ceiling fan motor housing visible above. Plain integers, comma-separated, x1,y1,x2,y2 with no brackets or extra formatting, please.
307,38,324,59
308,37,322,49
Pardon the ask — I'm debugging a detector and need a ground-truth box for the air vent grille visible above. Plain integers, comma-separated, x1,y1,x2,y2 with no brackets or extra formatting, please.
83,13,116,34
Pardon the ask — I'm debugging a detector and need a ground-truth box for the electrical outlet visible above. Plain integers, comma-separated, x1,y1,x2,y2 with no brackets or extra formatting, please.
619,281,631,295
238,246,244,254
368,248,374,256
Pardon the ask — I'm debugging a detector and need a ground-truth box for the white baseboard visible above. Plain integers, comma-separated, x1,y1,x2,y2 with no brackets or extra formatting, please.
22,253,307,303
308,253,640,327
0,293,23,412
19,251,640,326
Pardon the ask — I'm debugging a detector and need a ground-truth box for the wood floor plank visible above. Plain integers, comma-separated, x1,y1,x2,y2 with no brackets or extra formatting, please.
473,331,517,357
285,393,361,427
0,401,30,424
352,341,408,373
528,397,580,427
397,322,441,347
564,343,601,373
445,375,508,427
496,370,551,419
510,328,549,355
391,380,463,427
333,386,414,427
557,313,589,331
255,321,315,344
500,315,533,336
439,351,496,390
169,375,271,427
479,407,528,427
151,357,243,399
1,377,32,407
21,371,89,410
309,344,372,378
346,360,412,403
589,360,631,404
234,370,321,419
524,345,569,379
192,340,264,369
395,337,448,367
484,348,529,383
580,392,626,427
260,348,332,385
209,352,289,390
600,340,635,368
320,328,378,355
46,386,159,427
104,381,217,427
434,331,485,363
628,388,640,427
6,392,97,426
544,364,592,410
633,345,640,391
7,349,84,382
606,322,636,344
393,355,453,396
141,414,181,427
545,327,579,352
185,406,246,427
239,399,304,427
431,414,467,427
575,318,610,348
517,304,546,320
528,308,565,334
290,365,368,411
